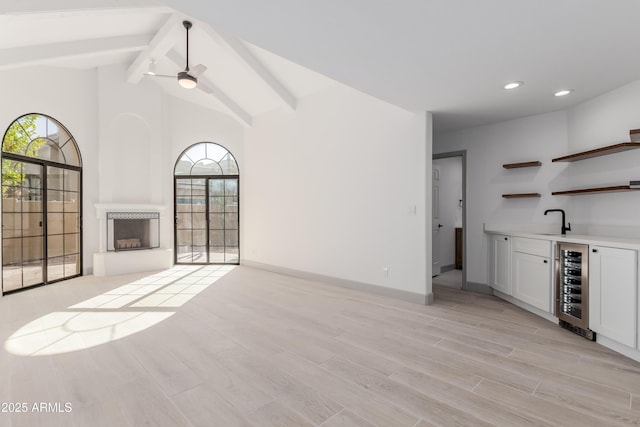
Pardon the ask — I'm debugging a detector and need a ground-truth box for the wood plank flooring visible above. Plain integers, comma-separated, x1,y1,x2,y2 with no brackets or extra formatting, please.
0,265,639,426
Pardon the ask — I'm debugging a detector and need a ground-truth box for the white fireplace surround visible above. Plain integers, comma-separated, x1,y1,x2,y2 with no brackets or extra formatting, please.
93,203,172,276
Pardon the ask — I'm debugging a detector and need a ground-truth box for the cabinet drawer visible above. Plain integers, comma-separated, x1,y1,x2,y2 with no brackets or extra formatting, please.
512,237,551,257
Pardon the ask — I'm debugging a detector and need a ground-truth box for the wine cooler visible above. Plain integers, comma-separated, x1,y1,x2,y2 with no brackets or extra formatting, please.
555,242,595,340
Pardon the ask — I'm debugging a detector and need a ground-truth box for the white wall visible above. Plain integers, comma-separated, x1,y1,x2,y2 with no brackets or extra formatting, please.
433,157,462,268
566,79,640,228
243,84,431,299
434,112,568,285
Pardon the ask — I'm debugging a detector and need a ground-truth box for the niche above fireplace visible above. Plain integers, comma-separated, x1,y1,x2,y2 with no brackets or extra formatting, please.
107,212,160,252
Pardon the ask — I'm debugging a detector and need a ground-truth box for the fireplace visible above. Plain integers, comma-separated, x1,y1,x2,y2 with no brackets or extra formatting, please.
107,212,160,252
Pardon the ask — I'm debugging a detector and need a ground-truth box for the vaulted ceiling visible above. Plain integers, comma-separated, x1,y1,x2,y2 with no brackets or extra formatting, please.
3,0,640,132
0,1,335,128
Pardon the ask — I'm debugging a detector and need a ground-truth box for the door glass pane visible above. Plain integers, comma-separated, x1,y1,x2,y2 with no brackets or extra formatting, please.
64,192,79,212
3,238,22,266
225,247,239,263
63,213,79,234
225,180,238,196
48,213,64,235
64,233,79,255
2,265,22,292
64,254,80,277
47,166,65,190
176,230,193,247
64,170,80,192
209,227,225,263
210,213,224,229
48,256,65,282
210,197,224,213
226,196,238,213
2,213,21,238
48,235,64,258
193,246,207,263
225,213,238,230
22,235,43,287
176,213,191,229
22,261,43,287
176,246,192,263
209,180,224,196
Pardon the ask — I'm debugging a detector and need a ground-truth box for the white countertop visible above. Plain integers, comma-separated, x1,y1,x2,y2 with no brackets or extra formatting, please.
484,227,640,250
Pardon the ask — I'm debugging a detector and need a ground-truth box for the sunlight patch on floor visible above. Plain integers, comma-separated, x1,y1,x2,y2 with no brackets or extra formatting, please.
5,265,235,356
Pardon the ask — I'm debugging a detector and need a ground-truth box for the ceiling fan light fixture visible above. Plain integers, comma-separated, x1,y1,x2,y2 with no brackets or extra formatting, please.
178,71,197,89
147,60,157,76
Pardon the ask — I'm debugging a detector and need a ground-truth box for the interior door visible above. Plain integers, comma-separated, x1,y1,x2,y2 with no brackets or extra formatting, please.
2,161,45,292
432,166,441,276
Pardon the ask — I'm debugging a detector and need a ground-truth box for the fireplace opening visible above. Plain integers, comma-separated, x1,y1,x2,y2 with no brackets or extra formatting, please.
107,212,160,252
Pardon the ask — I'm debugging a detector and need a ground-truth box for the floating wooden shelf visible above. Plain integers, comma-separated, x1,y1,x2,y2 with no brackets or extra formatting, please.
503,161,542,169
552,185,640,196
552,143,640,162
502,193,541,198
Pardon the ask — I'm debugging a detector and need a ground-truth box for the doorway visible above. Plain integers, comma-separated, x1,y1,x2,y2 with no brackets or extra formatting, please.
432,151,466,290
174,143,239,265
2,114,83,294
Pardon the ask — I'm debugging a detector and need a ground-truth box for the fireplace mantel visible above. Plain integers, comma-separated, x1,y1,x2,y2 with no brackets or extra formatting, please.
95,203,167,219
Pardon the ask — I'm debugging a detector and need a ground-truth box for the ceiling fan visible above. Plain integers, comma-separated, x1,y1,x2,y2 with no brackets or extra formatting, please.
145,20,212,93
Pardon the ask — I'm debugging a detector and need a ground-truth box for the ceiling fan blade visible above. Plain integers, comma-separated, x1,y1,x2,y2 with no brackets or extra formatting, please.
190,64,207,78
197,80,214,94
144,73,176,79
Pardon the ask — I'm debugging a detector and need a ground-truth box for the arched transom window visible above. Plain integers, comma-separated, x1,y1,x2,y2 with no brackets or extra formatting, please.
175,142,238,176
3,114,81,166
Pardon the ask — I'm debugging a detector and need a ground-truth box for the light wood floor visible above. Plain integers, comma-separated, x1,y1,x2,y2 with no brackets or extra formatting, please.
1,265,640,426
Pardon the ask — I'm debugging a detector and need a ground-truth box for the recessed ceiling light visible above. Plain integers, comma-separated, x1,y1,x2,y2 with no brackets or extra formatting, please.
504,81,524,90
554,89,574,97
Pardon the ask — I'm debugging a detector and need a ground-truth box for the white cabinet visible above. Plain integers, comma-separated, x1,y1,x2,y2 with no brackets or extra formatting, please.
511,238,552,313
589,246,637,348
488,234,511,295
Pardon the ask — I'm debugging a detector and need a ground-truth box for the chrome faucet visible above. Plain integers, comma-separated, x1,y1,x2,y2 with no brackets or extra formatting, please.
544,209,571,235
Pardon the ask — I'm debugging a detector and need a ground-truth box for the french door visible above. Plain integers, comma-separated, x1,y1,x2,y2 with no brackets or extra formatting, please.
175,176,239,264
2,158,81,293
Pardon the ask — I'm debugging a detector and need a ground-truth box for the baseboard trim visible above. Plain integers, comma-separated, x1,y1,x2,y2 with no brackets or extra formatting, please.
597,335,640,363
464,281,493,295
440,264,455,273
493,290,558,323
241,260,428,305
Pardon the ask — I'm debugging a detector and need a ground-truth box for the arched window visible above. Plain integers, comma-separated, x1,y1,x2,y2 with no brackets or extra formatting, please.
174,143,239,264
2,114,82,294
3,114,81,166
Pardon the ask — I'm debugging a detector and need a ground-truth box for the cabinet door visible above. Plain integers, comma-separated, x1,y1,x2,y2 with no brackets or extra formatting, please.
589,246,637,348
489,235,511,294
512,252,552,312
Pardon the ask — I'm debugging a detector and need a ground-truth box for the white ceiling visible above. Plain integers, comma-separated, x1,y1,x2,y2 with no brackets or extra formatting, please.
3,0,640,132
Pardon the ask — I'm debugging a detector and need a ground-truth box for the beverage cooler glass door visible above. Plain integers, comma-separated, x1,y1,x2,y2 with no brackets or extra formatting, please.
555,242,589,329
